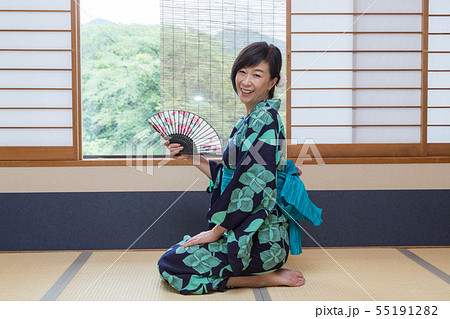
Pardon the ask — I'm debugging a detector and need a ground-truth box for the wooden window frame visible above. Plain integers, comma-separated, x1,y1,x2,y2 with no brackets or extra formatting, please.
0,0,449,167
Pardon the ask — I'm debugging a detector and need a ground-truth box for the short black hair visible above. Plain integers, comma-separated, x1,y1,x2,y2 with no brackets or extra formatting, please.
231,42,282,99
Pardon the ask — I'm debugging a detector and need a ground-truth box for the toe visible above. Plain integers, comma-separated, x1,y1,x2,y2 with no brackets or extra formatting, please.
297,277,306,286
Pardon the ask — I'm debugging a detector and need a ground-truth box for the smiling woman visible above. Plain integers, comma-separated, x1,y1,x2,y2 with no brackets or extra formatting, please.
236,63,277,112
231,43,281,114
156,42,322,295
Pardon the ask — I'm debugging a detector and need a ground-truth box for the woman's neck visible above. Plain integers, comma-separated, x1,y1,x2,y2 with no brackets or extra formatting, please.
245,98,269,116
245,104,255,116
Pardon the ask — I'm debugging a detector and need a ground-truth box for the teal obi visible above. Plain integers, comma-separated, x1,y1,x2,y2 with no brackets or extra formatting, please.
219,160,322,255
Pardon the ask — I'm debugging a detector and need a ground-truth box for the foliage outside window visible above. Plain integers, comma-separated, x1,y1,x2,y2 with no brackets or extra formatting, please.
81,0,286,157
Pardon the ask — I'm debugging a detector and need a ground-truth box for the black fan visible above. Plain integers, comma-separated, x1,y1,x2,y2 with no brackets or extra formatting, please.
147,110,222,156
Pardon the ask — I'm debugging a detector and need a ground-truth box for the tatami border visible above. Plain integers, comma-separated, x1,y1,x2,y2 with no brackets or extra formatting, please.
397,249,450,284
40,251,93,301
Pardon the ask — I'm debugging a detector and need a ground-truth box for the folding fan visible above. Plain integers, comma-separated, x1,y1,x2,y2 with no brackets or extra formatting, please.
147,110,222,156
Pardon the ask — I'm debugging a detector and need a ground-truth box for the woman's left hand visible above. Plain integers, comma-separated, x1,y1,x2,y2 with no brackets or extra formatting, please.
180,229,222,247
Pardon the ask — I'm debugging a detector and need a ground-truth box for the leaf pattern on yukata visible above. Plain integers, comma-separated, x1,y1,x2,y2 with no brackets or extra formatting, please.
182,274,225,294
237,234,253,271
241,132,259,152
176,244,200,255
219,264,233,277
226,230,237,243
208,238,227,253
182,248,222,274
258,214,281,244
277,213,288,223
261,187,277,211
161,271,184,291
260,243,286,271
248,110,273,132
175,235,201,254
258,129,277,146
235,117,245,130
168,235,193,252
244,218,265,233
209,210,227,225
234,123,248,147
228,186,254,212
276,147,282,163
239,163,275,194
241,255,252,271
280,222,289,241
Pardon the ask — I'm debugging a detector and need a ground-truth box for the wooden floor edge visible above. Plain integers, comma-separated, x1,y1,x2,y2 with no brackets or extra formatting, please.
1,246,449,254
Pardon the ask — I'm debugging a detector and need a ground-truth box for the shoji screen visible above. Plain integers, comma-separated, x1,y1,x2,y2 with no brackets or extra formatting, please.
0,0,79,160
287,0,425,157
428,0,450,155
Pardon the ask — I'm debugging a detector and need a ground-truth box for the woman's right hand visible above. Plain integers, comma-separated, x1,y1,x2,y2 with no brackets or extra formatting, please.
163,140,212,178
164,140,192,160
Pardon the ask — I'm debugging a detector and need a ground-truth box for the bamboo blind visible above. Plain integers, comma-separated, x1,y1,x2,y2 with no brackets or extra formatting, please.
160,0,286,144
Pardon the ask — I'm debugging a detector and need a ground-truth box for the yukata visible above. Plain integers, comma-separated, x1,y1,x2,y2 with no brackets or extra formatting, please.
157,99,290,295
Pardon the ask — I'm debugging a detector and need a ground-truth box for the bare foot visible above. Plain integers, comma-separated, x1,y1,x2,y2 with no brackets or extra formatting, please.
225,268,306,289
261,268,305,287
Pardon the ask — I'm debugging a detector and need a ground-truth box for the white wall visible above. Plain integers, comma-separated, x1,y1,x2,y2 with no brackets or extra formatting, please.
1,163,449,193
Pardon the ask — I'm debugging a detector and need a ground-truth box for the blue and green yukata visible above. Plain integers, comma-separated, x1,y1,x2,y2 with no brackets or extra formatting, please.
157,99,293,294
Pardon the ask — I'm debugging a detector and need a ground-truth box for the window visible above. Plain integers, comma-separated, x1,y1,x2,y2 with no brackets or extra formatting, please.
82,0,286,157
287,0,450,158
1,0,287,161
80,0,160,156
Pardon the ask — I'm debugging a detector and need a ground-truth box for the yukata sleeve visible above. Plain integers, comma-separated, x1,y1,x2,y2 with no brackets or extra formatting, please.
209,159,222,183
206,159,222,194
205,109,279,230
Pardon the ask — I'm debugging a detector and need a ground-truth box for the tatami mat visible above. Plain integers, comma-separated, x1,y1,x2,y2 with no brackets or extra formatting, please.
410,248,450,275
57,251,256,301
267,249,374,301
0,252,81,301
267,248,450,301
1,248,448,301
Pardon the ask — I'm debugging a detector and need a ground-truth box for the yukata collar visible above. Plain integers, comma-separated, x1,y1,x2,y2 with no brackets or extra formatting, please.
248,99,281,116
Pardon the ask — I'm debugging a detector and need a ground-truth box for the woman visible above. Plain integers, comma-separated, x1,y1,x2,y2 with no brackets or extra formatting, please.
157,42,306,294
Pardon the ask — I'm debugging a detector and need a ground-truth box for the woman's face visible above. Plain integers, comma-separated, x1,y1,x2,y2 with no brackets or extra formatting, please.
235,60,277,111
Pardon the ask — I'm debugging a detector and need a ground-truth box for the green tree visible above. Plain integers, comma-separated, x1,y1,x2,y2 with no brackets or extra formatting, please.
82,23,160,155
